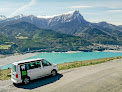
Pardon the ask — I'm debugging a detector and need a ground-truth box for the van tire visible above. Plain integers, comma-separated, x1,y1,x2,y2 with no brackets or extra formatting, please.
51,70,57,76
23,77,30,84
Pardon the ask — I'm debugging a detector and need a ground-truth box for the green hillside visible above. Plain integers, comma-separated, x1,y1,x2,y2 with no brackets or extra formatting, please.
79,28,122,45
0,22,92,54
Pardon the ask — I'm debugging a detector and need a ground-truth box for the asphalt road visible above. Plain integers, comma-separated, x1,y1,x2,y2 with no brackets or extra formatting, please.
0,59,122,92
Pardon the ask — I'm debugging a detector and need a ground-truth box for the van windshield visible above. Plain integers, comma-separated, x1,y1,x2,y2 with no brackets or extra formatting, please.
12,64,16,72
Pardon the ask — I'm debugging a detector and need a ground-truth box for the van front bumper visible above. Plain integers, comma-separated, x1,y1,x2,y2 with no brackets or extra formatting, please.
11,78,22,84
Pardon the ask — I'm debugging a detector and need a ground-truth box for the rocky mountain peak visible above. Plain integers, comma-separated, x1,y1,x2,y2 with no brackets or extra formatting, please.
0,15,6,20
64,10,83,19
98,21,108,25
13,14,25,19
72,10,80,15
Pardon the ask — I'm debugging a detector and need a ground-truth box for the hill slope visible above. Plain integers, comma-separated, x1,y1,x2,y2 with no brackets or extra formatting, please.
79,28,121,45
0,21,92,54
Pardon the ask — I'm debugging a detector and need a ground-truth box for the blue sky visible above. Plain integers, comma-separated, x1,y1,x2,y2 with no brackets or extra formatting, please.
0,0,122,25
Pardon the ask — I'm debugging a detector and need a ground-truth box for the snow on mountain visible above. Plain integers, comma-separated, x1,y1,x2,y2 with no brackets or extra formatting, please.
12,14,25,19
37,10,80,19
6,14,26,21
2,10,86,25
37,10,85,23
46,10,88,26
37,15,54,19
0,10,121,35
0,10,90,34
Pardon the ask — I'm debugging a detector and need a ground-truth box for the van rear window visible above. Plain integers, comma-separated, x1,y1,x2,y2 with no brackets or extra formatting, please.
12,65,16,72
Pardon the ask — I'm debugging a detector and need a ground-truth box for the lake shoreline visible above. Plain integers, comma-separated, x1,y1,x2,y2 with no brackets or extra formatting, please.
0,50,122,67
0,50,122,58
0,53,39,67
103,50,122,53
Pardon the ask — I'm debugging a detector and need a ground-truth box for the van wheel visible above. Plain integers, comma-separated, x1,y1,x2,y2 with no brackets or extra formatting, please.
23,77,30,84
51,70,57,76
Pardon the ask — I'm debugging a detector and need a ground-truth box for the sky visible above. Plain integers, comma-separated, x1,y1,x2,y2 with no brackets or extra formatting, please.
0,0,122,25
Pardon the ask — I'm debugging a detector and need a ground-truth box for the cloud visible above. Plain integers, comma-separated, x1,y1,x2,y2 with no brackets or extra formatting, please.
9,0,36,17
69,5,93,9
107,10,122,13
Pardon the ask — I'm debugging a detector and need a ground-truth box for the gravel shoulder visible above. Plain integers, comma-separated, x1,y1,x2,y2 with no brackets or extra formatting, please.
0,59,122,92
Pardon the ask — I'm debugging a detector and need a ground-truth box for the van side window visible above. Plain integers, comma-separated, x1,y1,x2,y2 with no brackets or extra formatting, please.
35,62,41,68
28,62,41,69
26,64,29,70
42,61,51,67
29,63,36,69
12,65,16,72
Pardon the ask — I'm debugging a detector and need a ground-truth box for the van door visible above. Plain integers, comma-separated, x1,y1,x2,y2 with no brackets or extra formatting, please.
26,62,42,80
20,65,28,79
41,61,52,76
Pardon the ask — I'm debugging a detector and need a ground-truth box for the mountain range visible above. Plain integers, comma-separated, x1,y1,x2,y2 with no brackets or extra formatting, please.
0,10,122,54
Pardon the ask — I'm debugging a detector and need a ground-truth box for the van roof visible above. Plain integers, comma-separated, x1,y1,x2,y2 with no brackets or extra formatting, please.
12,58,45,65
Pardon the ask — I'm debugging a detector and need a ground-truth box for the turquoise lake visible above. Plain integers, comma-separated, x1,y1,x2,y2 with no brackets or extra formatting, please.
1,52,122,70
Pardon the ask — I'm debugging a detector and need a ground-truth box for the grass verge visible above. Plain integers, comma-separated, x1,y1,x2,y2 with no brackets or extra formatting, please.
57,56,122,70
0,56,122,80
0,69,11,80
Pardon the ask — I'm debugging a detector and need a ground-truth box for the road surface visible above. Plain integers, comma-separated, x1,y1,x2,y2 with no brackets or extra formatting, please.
0,59,122,92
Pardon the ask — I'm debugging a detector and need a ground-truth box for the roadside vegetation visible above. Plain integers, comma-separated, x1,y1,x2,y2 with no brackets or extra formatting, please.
58,56,122,70
0,56,122,80
0,68,11,80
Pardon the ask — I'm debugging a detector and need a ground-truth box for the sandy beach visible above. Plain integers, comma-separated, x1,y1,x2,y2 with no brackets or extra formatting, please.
52,51,82,53
0,53,39,67
103,50,122,53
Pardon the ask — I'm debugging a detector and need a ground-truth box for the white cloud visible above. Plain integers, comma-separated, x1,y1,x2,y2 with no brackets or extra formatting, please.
69,5,93,9
107,10,122,13
9,0,36,17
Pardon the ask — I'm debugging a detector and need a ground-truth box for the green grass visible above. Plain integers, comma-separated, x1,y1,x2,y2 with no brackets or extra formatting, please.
0,45,11,49
57,56,122,70
5,42,14,44
16,36,28,39
0,56,122,80
0,69,11,80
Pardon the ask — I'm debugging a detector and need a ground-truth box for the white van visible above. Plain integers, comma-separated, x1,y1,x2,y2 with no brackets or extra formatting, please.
11,58,58,84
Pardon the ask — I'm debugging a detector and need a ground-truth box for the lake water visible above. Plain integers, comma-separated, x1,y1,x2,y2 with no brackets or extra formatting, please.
1,52,122,70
